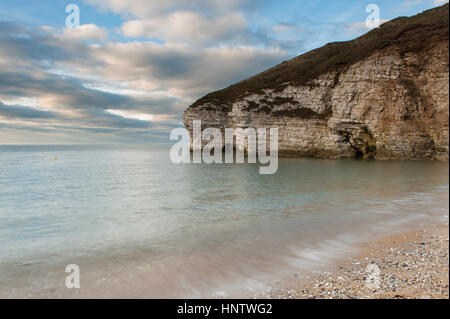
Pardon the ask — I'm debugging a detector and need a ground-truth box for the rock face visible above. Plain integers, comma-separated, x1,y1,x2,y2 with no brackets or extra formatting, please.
184,5,449,160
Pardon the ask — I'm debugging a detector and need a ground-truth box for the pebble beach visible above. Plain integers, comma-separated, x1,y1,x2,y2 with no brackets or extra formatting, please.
261,223,449,299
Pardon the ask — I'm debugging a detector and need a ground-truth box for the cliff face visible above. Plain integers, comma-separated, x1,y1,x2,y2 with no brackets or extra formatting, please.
184,5,449,160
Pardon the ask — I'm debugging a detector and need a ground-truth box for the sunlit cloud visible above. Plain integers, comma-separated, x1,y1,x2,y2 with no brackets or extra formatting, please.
106,109,154,121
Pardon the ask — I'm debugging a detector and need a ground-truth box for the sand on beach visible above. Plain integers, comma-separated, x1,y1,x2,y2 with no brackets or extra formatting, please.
261,223,449,299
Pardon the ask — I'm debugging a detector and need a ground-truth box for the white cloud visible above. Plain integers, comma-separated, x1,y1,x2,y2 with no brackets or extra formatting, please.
0,97,42,110
105,109,154,121
434,0,448,4
121,11,248,45
0,18,287,142
41,24,108,42
106,109,176,122
86,41,287,99
61,24,108,42
84,0,258,18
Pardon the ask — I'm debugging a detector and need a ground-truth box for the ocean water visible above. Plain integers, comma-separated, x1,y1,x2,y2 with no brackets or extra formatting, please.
0,144,448,298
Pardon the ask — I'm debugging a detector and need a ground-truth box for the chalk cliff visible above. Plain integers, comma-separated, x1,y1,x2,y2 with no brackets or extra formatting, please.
184,4,449,160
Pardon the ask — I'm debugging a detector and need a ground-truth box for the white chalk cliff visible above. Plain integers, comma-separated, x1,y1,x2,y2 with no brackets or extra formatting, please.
184,5,449,160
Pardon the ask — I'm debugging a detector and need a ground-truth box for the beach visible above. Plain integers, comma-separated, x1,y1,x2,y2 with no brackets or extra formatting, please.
262,223,449,299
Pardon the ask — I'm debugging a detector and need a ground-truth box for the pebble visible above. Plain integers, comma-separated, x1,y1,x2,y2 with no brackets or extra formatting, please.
259,226,449,299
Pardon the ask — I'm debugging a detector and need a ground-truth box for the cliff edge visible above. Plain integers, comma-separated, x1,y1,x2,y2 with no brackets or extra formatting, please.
184,4,449,160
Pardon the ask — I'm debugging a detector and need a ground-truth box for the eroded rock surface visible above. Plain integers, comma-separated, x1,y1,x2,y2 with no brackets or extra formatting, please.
184,5,449,160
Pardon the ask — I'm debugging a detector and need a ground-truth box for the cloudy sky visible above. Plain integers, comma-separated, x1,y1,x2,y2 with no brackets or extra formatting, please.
0,0,447,144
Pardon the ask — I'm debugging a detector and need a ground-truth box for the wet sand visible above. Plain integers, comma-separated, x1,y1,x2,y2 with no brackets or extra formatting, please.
260,223,449,299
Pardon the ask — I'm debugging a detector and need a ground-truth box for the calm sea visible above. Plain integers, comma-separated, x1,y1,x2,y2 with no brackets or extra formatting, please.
0,144,448,298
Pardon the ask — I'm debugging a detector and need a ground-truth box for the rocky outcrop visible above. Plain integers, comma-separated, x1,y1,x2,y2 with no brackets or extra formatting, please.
184,5,449,160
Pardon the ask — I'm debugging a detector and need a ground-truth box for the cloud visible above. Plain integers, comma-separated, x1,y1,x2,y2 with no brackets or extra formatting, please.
106,109,174,122
0,18,287,142
89,0,282,50
121,12,249,46
0,101,59,119
434,0,448,4
89,41,287,98
59,24,108,42
0,20,93,69
84,0,262,18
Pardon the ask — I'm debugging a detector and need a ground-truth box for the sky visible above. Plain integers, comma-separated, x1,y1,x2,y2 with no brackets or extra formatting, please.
0,0,447,144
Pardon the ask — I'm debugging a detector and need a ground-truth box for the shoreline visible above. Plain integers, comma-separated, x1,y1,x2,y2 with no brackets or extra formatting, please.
1,182,448,299
1,223,448,299
259,223,449,299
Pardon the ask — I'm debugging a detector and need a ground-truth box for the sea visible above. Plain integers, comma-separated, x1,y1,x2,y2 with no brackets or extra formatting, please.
0,144,448,298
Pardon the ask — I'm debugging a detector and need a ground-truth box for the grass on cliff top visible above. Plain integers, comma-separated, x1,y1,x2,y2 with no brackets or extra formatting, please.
189,4,449,111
